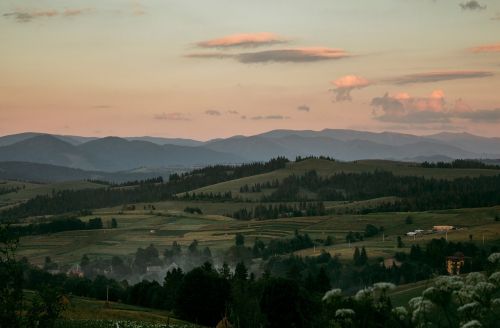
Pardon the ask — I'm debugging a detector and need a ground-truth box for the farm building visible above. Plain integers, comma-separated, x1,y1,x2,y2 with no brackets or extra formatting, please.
433,225,454,232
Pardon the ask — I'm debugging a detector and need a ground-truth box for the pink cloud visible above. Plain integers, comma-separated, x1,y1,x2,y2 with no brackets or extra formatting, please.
197,32,286,48
330,75,370,101
469,42,500,53
369,90,490,124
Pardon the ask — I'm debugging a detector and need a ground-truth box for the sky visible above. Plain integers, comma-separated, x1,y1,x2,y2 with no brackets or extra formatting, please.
0,0,499,140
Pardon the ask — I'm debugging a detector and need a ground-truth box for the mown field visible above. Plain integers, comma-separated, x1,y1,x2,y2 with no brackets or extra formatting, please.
16,198,500,266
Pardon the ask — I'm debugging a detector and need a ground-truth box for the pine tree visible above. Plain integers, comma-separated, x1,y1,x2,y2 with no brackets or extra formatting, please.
353,247,361,265
359,247,368,265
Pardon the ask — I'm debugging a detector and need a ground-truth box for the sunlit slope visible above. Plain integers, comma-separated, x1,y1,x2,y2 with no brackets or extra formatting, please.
186,158,500,200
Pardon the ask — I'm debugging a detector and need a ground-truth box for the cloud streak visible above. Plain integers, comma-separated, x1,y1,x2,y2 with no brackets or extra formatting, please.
197,33,287,48
3,8,93,22
187,47,350,64
250,115,290,120
390,70,493,84
154,112,191,121
331,75,370,102
470,43,500,53
297,105,310,112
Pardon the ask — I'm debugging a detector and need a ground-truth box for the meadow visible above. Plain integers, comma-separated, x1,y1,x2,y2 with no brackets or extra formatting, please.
16,199,500,267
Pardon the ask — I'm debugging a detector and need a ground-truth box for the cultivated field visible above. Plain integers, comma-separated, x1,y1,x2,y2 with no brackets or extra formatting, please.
16,200,500,266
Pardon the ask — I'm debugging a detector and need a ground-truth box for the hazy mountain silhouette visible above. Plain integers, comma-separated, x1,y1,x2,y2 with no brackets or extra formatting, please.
0,129,498,174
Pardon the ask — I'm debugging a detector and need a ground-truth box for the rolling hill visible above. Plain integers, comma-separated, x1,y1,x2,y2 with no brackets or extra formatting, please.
0,135,244,172
0,129,499,175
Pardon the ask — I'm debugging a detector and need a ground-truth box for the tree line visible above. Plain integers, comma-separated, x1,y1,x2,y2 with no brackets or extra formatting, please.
421,158,500,170
261,170,500,211
0,157,289,221
6,217,116,238
228,202,326,220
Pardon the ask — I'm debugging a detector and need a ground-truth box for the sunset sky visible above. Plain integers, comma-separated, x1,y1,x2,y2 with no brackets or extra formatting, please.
1,0,499,140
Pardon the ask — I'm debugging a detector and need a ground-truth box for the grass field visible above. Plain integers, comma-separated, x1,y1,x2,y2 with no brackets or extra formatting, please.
187,159,500,200
16,199,500,266
24,290,194,327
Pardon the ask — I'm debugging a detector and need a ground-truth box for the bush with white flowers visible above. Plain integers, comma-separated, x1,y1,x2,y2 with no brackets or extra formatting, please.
322,269,500,328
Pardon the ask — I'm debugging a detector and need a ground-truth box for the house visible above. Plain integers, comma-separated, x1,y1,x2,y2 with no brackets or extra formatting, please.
406,232,417,236
67,264,84,277
433,225,454,232
446,252,468,275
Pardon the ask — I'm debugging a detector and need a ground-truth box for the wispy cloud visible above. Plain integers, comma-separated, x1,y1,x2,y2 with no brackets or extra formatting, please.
470,42,500,53
250,115,290,120
297,105,310,112
197,32,287,48
330,75,370,102
205,109,222,116
3,8,93,23
154,112,191,121
390,70,493,84
460,1,486,11
227,110,239,114
187,47,350,64
238,47,350,63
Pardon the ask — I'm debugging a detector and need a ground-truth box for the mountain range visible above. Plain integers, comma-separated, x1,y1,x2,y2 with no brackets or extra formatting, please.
0,130,498,176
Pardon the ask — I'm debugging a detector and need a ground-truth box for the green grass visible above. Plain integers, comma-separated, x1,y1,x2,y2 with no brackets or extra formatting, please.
186,159,500,200
16,200,500,267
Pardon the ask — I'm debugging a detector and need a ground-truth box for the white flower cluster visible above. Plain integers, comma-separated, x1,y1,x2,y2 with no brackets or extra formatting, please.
434,275,464,292
473,282,496,296
409,296,434,324
487,252,500,264
373,282,396,291
465,272,486,285
460,320,482,328
488,271,500,287
335,308,355,318
392,306,408,321
322,288,342,302
354,287,374,301
457,302,480,315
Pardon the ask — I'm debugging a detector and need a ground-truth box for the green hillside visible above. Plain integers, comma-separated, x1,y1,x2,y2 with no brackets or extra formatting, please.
187,158,500,200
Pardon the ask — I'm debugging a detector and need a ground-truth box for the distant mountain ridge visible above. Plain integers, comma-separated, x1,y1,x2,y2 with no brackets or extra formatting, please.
0,129,498,173
0,161,179,183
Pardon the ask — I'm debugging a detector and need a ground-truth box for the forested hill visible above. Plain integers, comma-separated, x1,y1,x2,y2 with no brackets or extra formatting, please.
0,157,289,221
2,157,500,221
